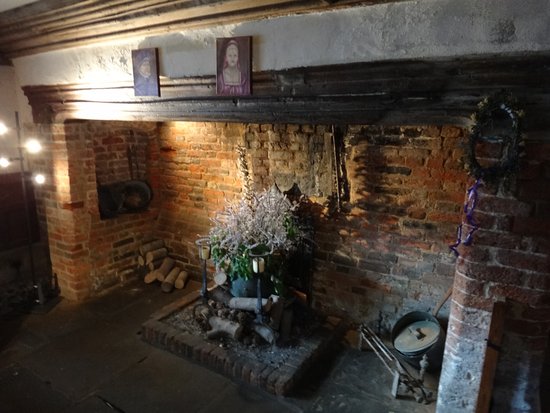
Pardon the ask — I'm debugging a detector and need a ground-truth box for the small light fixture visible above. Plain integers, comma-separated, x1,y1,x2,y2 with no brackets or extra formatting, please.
249,250,270,323
0,122,7,135
195,237,211,300
25,138,42,154
34,173,46,185
0,156,10,168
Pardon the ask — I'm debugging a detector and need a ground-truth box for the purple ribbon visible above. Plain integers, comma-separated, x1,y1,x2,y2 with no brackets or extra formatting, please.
450,178,481,256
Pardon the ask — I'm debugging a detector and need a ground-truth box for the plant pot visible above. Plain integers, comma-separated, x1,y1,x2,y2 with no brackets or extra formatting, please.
230,276,273,298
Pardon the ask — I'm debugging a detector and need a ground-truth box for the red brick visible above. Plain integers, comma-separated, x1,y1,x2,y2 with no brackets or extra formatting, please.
495,249,549,273
489,284,550,306
441,126,463,138
452,288,494,311
521,306,550,321
453,271,486,296
477,193,532,216
448,316,489,340
512,217,550,237
506,318,550,337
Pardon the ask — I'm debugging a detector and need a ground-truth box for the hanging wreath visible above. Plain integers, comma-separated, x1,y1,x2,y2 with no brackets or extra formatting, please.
466,92,525,184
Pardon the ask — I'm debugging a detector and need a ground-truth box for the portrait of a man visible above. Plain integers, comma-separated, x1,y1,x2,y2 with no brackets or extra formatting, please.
132,48,160,97
216,36,251,96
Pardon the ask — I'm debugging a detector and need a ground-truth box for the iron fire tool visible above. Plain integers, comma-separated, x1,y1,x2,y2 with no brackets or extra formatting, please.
358,324,433,404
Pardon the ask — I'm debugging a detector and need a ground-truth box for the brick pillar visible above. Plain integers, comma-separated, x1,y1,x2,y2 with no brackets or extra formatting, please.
39,121,92,300
436,182,550,413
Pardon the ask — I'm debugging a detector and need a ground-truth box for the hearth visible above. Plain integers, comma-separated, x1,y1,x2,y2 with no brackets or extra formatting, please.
142,288,345,396
19,54,550,411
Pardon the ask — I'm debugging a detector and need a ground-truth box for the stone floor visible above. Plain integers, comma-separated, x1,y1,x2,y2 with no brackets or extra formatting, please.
0,279,437,413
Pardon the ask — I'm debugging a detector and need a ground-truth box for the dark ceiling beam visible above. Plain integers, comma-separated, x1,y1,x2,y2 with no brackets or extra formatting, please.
0,54,12,66
22,53,550,128
0,0,403,58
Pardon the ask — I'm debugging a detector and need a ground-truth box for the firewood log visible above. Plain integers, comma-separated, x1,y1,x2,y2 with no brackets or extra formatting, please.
155,257,175,282
210,287,233,306
139,239,165,256
161,267,180,293
280,308,293,342
145,247,168,265
174,270,188,289
253,323,276,345
138,255,146,266
207,316,243,340
144,257,174,284
228,297,273,313
144,270,157,284
269,297,285,331
147,258,164,271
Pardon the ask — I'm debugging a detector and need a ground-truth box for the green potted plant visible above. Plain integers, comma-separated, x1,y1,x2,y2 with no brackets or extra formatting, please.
209,184,304,297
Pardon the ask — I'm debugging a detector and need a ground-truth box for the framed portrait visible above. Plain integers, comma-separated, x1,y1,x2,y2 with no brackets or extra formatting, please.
216,36,251,96
131,48,160,97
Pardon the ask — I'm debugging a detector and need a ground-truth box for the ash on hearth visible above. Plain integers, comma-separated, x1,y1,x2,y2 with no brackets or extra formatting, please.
142,288,345,395
163,288,322,368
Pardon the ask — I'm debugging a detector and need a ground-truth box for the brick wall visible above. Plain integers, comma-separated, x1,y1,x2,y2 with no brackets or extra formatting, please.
436,132,550,413
152,122,245,273
150,123,463,329
36,118,549,410
39,120,160,299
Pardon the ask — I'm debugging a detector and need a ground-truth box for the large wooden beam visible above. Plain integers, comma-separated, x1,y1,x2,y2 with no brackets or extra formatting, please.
23,54,550,127
0,0,402,58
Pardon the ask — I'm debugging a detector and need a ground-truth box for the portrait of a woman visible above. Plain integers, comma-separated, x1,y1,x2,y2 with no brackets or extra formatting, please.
131,48,160,97
216,37,251,96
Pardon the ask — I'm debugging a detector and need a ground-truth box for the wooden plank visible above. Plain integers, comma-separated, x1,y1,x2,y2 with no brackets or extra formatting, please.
475,301,506,413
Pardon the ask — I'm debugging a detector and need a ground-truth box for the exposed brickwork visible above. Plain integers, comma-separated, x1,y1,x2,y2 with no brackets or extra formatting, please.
436,134,550,412
312,125,464,328
38,120,160,299
38,121,464,314
154,123,462,329
153,122,246,275
33,119,549,410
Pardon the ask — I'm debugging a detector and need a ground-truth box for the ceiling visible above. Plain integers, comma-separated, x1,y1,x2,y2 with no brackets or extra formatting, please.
0,0,399,63
0,0,39,13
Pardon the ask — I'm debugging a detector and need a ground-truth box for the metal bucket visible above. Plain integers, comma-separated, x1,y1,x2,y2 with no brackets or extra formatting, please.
391,310,446,372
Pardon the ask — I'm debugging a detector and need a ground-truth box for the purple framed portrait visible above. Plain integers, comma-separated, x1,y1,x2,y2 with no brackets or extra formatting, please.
216,36,251,96
131,48,160,97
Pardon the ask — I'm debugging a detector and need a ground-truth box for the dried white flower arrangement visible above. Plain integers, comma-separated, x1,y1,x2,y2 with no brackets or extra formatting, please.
209,184,303,282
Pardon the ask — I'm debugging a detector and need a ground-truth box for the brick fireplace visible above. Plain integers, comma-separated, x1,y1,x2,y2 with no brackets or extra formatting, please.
22,55,550,412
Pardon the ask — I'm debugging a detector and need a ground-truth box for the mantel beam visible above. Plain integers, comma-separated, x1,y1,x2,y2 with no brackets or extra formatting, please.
23,54,550,127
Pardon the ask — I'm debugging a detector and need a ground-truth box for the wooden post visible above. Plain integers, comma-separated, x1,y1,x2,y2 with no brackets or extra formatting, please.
475,300,506,413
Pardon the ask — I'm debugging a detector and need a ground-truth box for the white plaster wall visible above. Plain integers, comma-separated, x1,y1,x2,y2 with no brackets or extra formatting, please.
11,0,550,87
6,0,550,127
0,65,21,173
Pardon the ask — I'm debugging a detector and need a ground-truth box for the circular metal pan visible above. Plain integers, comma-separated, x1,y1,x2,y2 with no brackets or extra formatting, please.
393,319,440,356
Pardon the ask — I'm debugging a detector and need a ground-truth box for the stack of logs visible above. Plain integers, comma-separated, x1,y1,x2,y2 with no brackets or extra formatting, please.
138,239,188,293
194,287,297,346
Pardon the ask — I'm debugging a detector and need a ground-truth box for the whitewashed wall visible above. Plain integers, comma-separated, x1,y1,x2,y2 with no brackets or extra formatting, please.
7,0,550,123
0,66,21,173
